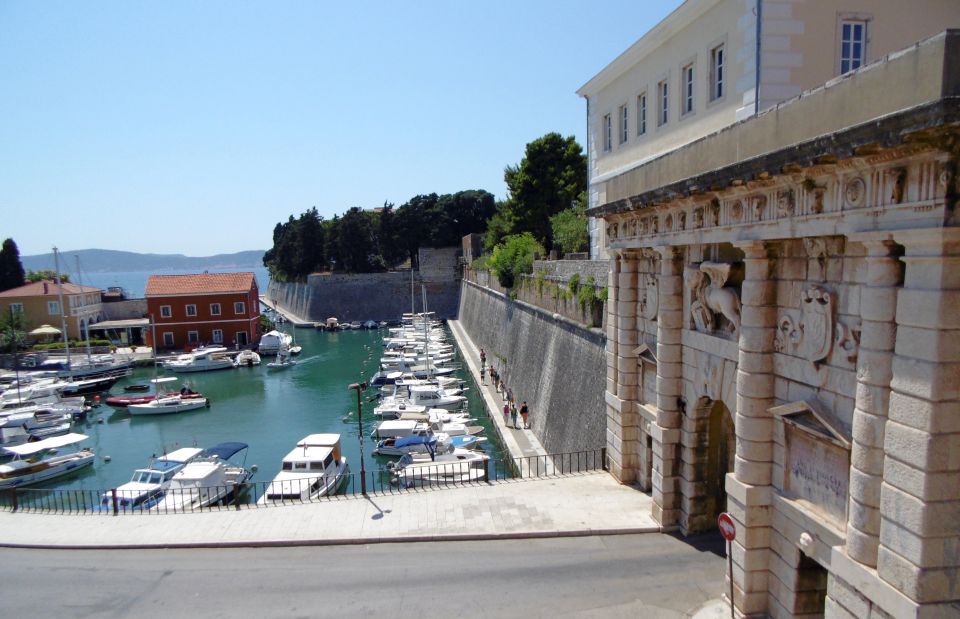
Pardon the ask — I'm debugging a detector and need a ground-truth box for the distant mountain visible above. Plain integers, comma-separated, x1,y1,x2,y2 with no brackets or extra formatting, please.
21,249,267,273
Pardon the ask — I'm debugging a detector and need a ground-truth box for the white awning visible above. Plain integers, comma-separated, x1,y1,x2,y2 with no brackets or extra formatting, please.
3,433,88,456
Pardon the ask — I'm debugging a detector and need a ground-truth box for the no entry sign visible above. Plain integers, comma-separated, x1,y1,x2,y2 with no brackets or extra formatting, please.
718,512,736,541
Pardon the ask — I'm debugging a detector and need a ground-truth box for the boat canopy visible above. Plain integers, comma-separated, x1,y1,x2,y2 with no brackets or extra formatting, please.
199,442,249,460
395,435,438,448
3,432,88,456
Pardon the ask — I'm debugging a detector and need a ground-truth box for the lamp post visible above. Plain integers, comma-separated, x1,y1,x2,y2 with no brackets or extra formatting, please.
348,382,368,494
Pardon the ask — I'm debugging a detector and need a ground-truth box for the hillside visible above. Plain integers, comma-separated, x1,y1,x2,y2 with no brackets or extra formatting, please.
22,249,266,273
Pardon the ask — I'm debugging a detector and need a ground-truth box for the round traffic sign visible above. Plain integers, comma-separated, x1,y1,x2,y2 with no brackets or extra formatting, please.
718,512,736,541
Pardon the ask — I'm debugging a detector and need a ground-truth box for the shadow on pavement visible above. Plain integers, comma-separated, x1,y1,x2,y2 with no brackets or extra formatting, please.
669,530,727,559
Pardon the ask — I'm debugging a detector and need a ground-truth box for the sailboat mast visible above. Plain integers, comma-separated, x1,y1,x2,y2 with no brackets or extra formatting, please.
52,247,72,380
75,255,92,362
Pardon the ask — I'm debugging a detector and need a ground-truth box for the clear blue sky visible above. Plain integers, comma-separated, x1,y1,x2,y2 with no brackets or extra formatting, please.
0,1,681,257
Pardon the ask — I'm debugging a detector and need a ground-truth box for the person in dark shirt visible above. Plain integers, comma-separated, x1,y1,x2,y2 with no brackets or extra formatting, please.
520,401,529,429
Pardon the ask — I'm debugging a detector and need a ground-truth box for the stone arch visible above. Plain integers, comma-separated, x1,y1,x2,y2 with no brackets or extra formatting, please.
683,396,736,533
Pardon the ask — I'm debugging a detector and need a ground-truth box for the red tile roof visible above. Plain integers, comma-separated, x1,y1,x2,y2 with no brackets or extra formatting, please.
145,272,257,297
0,280,101,298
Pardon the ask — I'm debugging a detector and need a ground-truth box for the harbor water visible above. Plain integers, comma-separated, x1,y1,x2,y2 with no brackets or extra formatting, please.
43,325,508,499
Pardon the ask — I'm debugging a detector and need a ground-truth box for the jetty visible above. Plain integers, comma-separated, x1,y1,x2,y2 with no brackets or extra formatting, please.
258,296,315,328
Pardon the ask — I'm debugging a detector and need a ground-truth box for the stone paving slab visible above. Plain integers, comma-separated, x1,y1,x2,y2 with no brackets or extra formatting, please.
0,473,657,549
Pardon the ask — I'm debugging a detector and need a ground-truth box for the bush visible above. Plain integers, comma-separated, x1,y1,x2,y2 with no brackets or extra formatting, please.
472,255,492,271
568,273,580,296
534,270,546,295
489,233,545,289
34,339,112,351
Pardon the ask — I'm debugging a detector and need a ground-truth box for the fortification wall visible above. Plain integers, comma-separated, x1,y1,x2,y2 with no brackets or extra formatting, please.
458,280,606,455
267,246,461,322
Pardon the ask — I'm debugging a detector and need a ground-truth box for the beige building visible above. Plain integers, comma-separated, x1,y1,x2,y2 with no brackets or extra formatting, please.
579,2,960,617
579,0,959,259
0,280,104,340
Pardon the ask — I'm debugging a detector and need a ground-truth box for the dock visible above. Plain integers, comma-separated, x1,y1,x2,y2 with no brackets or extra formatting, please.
258,296,316,328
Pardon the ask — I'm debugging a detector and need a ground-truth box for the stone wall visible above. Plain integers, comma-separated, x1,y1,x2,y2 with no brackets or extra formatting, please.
268,246,461,322
531,259,611,283
100,299,148,320
458,280,607,455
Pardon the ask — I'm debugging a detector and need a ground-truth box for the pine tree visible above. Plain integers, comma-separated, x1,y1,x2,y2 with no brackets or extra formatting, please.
0,239,26,292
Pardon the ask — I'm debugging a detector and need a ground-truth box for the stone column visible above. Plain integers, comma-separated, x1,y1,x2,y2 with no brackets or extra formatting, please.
878,228,960,606
845,236,902,568
728,240,777,617
652,246,683,528
604,251,640,483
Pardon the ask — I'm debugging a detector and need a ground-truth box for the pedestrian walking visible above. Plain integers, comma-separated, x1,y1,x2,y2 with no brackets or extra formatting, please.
507,387,514,405
479,348,486,365
502,402,510,425
510,403,519,429
501,380,507,401
520,401,529,429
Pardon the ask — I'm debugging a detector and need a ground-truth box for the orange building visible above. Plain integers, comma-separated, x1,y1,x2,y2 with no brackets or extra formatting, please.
0,280,103,340
145,272,260,350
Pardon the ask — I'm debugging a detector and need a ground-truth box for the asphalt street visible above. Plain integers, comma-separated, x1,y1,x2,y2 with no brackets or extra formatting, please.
0,533,726,618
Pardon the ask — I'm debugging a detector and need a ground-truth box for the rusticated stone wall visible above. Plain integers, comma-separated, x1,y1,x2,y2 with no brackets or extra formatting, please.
458,279,606,455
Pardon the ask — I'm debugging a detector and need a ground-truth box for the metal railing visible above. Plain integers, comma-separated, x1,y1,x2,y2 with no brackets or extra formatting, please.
0,447,606,515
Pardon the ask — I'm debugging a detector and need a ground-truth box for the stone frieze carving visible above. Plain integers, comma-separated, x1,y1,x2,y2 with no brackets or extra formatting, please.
695,354,724,402
776,189,796,217
835,322,861,363
687,262,742,334
774,286,835,365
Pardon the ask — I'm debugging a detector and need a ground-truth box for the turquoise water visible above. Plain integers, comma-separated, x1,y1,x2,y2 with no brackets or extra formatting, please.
42,326,507,499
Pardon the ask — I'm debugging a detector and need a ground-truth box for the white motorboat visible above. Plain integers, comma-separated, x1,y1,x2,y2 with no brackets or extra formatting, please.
391,448,490,487
233,350,261,367
164,346,234,373
405,385,468,410
258,330,293,356
258,434,349,503
128,394,209,415
265,345,296,369
153,442,253,511
373,433,481,457
0,433,95,489
99,446,204,511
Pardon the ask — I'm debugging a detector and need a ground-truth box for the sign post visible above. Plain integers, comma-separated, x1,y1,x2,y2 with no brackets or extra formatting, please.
718,512,737,619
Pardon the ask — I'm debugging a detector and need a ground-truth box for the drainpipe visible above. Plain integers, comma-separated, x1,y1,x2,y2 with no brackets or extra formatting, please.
584,95,593,258
754,0,762,114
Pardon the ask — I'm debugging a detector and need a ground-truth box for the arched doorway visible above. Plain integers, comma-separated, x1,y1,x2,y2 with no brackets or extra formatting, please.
704,399,735,524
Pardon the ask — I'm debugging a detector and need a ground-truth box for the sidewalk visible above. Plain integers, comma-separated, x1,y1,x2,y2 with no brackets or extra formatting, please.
447,319,552,469
0,473,657,549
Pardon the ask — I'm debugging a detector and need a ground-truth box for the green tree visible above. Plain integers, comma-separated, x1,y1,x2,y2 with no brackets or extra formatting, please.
498,132,587,248
336,207,383,273
0,239,26,292
26,270,70,283
489,233,544,289
0,308,27,353
549,191,589,255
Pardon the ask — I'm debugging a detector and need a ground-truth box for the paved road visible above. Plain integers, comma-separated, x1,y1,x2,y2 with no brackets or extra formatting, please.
0,533,726,618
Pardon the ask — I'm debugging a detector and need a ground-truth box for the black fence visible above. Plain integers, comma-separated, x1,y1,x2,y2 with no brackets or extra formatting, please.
0,448,606,515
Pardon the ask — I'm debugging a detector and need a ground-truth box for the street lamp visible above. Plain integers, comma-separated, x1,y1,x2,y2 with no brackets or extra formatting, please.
348,382,368,494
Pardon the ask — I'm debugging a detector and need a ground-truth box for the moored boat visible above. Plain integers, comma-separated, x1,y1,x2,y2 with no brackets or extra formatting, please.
152,442,253,511
164,346,234,373
128,394,209,415
258,434,349,503
233,349,261,367
0,433,95,489
98,446,204,511
390,448,490,488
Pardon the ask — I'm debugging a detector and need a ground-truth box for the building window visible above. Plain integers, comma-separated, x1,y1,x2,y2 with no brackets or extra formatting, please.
840,20,866,74
619,104,628,144
185,304,197,317
160,305,172,318
187,331,199,343
210,303,221,316
658,80,668,126
710,45,724,100
8,303,23,314
163,332,175,347
234,301,246,315
212,329,223,344
602,114,612,152
637,93,647,136
682,64,694,115
47,301,60,315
